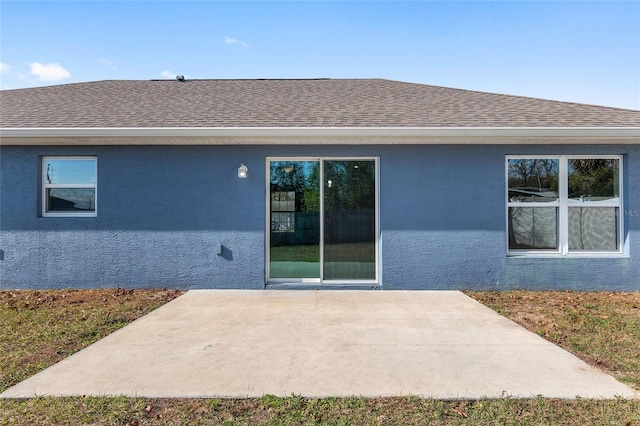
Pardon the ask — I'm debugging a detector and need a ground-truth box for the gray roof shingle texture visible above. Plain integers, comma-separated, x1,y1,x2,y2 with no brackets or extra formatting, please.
1,78,639,128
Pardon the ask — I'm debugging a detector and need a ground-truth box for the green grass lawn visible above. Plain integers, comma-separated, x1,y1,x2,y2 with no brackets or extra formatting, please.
270,242,375,262
1,289,639,425
2,395,639,425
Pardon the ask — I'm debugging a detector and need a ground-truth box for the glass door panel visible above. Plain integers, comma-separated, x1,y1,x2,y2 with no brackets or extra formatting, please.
323,160,376,280
269,161,321,279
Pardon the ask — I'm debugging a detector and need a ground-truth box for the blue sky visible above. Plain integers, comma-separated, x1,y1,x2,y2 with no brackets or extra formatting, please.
1,1,639,109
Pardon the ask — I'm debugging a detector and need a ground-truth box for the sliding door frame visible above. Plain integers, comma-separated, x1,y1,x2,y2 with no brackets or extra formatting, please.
265,156,380,286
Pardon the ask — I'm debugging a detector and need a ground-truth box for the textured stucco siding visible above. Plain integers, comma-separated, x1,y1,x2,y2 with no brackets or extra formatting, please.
380,144,639,291
0,144,638,290
0,145,267,289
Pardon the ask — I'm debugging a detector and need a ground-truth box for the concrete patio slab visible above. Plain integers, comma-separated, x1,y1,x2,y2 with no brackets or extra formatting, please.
1,290,637,399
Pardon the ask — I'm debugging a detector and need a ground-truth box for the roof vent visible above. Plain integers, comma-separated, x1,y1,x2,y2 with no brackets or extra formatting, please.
176,75,185,82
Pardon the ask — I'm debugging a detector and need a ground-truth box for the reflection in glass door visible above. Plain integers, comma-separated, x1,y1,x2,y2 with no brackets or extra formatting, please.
323,160,376,280
269,161,321,279
268,158,378,283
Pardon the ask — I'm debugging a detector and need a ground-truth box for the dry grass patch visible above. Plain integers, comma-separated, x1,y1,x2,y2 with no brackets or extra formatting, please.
466,291,640,390
0,289,183,393
1,395,639,425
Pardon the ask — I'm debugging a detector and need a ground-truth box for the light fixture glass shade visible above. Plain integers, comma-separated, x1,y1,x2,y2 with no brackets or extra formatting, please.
238,163,248,178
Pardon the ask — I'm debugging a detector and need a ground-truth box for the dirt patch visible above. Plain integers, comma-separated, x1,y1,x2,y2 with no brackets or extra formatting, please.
0,288,182,310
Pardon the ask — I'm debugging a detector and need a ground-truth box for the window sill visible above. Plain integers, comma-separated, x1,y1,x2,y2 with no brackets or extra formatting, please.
41,214,97,218
507,253,628,259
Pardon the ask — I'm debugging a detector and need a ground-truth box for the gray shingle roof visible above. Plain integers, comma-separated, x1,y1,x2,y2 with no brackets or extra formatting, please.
1,78,639,128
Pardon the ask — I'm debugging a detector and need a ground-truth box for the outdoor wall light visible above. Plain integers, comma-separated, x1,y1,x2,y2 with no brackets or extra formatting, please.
238,163,248,178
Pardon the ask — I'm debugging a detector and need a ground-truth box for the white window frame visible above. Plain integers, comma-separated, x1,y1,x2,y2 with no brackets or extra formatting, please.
42,156,97,218
506,155,623,257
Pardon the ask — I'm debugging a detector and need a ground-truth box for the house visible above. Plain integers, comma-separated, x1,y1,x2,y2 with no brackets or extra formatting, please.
1,78,639,290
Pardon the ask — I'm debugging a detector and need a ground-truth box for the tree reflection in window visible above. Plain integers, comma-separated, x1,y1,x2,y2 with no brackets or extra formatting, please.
568,159,619,201
508,159,559,202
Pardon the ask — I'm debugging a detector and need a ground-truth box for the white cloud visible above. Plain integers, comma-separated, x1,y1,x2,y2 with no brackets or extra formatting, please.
224,36,248,48
0,62,10,74
29,62,71,81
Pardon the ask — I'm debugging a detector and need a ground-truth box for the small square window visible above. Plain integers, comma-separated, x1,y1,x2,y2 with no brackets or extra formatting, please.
43,157,97,217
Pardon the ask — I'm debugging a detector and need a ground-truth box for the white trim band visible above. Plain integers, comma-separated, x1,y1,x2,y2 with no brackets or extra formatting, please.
2,127,638,145
2,126,639,137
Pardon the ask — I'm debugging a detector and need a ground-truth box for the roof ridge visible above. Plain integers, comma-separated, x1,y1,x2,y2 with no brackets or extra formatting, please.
147,78,337,82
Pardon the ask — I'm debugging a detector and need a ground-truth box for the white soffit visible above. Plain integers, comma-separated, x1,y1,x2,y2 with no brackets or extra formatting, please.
1,127,639,145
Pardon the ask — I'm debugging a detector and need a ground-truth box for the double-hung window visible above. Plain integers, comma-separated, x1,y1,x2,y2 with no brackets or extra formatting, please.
507,155,622,255
42,157,97,217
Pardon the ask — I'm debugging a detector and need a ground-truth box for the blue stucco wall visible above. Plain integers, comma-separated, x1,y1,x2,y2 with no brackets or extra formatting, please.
1,143,638,290
381,144,639,291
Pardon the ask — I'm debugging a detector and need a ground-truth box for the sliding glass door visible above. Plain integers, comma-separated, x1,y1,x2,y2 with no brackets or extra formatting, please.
323,160,376,280
267,158,378,284
269,160,321,279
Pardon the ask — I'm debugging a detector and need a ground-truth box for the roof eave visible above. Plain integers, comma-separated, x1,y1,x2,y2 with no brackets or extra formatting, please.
1,127,639,145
